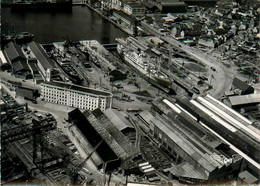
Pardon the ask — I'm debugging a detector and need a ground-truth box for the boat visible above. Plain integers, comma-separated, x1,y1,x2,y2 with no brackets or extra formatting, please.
117,42,171,89
15,32,34,45
1,32,34,45
11,0,72,10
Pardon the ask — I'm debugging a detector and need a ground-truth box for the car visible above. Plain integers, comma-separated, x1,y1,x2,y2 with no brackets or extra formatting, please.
210,67,216,71
31,100,38,104
192,87,200,94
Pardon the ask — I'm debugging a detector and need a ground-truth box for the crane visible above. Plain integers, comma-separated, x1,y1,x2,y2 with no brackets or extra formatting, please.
70,140,104,183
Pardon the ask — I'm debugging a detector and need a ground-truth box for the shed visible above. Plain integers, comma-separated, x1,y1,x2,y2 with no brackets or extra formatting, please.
104,108,135,134
232,77,254,95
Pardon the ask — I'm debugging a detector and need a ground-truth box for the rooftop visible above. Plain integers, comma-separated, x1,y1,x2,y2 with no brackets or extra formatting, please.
229,94,260,106
41,81,111,96
91,109,139,160
12,61,30,73
68,108,118,162
28,41,56,70
232,77,254,93
4,42,26,62
103,108,134,132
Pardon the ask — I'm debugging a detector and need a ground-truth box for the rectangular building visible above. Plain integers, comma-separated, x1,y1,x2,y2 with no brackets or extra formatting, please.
123,3,146,15
40,81,112,111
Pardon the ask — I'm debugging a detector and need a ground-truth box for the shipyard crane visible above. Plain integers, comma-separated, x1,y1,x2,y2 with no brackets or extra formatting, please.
70,140,104,183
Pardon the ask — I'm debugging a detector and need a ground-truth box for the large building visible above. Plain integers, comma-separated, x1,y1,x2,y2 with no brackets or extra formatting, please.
3,42,32,79
140,98,245,183
40,81,112,111
28,41,60,81
149,95,260,182
68,108,139,172
123,3,146,15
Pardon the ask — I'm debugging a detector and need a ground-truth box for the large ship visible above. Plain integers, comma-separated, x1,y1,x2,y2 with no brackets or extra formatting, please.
116,38,171,90
10,0,72,10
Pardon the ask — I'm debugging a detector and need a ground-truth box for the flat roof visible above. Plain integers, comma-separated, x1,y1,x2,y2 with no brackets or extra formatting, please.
41,81,111,96
229,94,260,106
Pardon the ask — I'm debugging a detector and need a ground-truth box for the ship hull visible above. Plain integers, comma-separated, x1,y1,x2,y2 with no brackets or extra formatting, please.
11,0,72,10
121,51,170,92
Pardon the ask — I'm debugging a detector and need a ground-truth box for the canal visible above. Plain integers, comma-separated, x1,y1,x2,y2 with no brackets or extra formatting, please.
1,6,128,44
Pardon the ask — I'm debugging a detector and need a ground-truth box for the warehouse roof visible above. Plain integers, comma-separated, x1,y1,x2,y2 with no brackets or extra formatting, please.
91,109,139,160
28,41,56,70
229,94,260,106
41,81,111,96
68,109,118,162
232,77,254,93
12,61,30,72
140,110,217,173
4,42,26,62
167,162,208,180
104,109,134,132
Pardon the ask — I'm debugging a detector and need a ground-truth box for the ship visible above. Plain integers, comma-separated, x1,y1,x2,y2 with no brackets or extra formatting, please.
1,32,34,45
10,0,72,10
116,39,171,91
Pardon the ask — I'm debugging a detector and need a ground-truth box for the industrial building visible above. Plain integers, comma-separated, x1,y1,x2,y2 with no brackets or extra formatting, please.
148,95,260,182
68,108,139,172
68,108,120,172
103,108,135,134
229,94,260,109
123,3,146,15
140,98,244,183
3,42,32,79
28,41,60,81
157,0,187,13
232,77,255,95
40,81,112,111
179,0,217,6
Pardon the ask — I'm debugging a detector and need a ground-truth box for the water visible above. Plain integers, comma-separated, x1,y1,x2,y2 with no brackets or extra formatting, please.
1,6,128,44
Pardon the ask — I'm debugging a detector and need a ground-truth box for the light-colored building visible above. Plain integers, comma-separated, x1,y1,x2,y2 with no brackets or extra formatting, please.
40,81,112,111
123,3,146,15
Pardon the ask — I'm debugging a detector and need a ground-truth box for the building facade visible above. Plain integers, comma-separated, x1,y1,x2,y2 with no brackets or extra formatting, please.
40,81,112,111
123,3,146,15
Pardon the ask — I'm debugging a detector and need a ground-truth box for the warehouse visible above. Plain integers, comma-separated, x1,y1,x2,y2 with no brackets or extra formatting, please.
28,41,60,81
68,109,120,172
229,94,260,109
232,77,254,95
139,105,242,182
3,42,32,79
103,108,135,134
